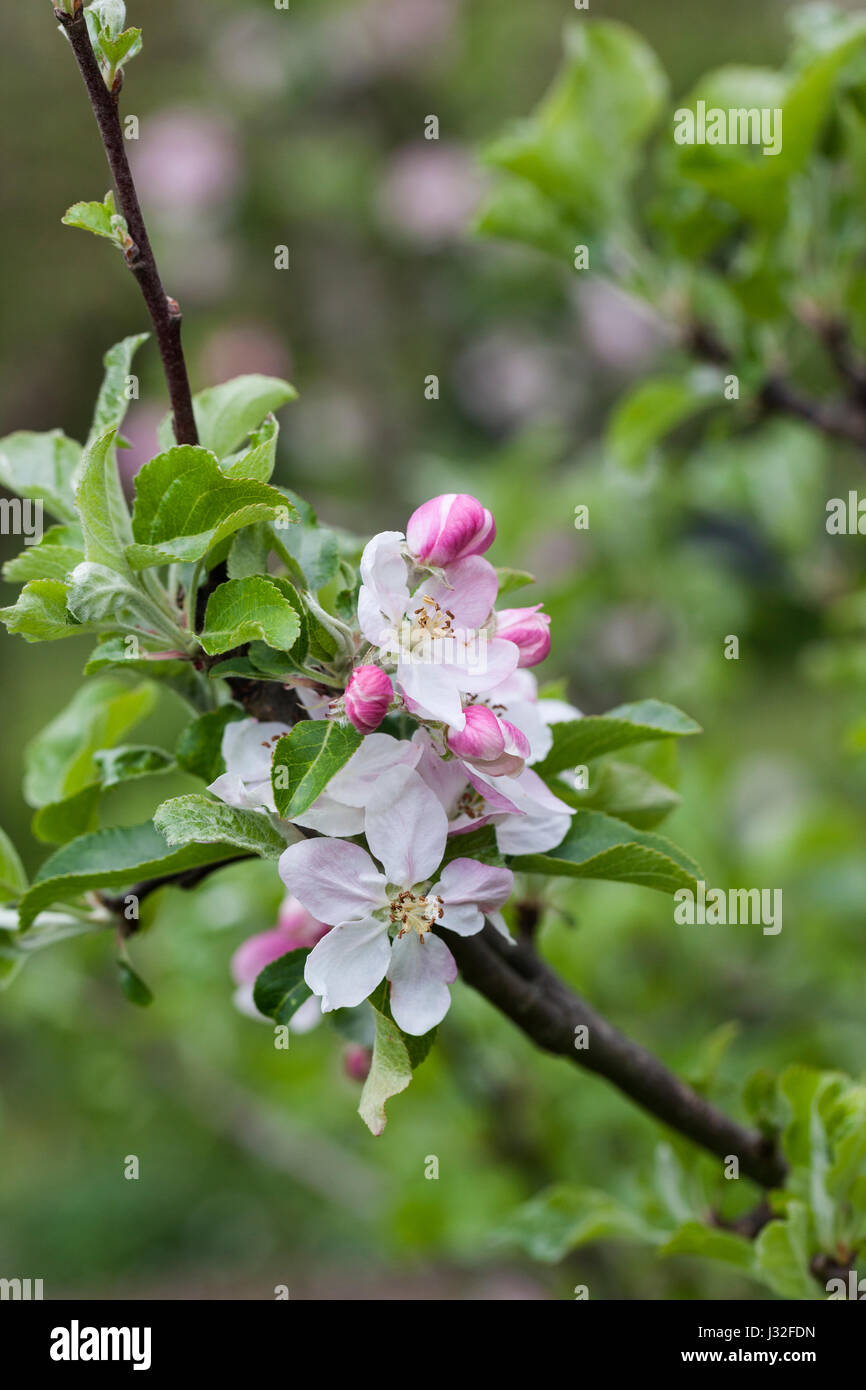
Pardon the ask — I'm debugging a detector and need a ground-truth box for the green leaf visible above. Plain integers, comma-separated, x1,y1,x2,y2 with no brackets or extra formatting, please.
556,759,681,829
175,706,245,783
495,1184,667,1263
511,809,702,895
86,334,148,450
94,744,175,788
0,827,27,903
535,700,701,779
221,415,280,483
606,370,723,472
279,523,339,591
153,794,287,859
65,562,185,645
62,191,130,251
483,21,668,231
0,579,76,642
31,745,175,846
75,428,135,575
0,430,81,522
252,948,312,1024
127,445,295,568
199,576,301,656
24,677,156,808
31,785,101,845
3,525,84,584
117,958,153,1008
271,722,363,820
17,822,240,930
357,1004,426,1136
753,1205,822,1300
227,523,270,579
495,567,536,598
660,1221,755,1271
159,375,296,460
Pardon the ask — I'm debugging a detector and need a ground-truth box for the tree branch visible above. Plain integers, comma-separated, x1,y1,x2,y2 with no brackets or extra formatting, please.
687,322,866,451
55,5,198,446
440,923,787,1191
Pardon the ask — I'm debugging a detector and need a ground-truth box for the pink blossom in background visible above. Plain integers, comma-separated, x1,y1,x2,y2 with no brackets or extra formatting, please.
131,109,241,214
577,280,666,371
200,325,293,388
377,144,484,248
231,897,330,988
326,0,457,86
116,402,164,496
455,331,585,432
343,1045,373,1083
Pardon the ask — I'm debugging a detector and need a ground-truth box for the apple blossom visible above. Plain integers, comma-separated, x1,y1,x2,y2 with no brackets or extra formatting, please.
406,492,495,566
344,663,393,734
357,533,518,728
280,765,513,1034
230,894,328,1027
446,703,530,777
495,605,552,667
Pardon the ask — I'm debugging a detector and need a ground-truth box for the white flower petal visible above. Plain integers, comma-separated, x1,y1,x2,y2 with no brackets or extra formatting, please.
397,659,466,728
495,807,572,855
280,838,387,924
387,930,456,1035
304,917,391,1011
364,765,448,886
291,795,365,837
434,857,514,913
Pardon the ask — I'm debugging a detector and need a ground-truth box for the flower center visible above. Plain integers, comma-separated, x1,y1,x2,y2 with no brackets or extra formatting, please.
389,888,444,938
456,787,486,819
410,595,455,644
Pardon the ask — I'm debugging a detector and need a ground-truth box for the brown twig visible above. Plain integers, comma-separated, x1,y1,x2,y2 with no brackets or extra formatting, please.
440,923,787,1191
55,5,198,446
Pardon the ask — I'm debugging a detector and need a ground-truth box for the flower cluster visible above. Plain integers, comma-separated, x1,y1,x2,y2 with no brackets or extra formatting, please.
219,493,579,1035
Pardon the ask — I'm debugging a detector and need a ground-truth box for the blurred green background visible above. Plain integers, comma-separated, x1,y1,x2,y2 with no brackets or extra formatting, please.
2,0,865,1299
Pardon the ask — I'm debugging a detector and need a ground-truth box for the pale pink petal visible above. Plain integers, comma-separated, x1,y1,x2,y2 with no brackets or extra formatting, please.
364,765,448,886
279,838,387,924
387,929,457,1035
434,856,514,913
495,807,571,855
419,554,498,630
397,659,466,728
304,917,391,1011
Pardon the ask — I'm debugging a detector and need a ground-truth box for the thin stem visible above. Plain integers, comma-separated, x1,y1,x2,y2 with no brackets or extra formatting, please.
440,924,787,1191
55,6,198,446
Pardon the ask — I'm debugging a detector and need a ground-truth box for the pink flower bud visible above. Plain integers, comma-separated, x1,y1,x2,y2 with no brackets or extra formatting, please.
448,707,530,777
345,665,393,734
406,493,496,566
344,1045,372,1083
447,704,505,762
495,605,551,668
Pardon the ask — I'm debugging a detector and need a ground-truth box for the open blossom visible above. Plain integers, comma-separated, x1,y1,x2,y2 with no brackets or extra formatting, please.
290,732,421,836
406,493,495,567
280,766,513,1035
231,894,328,1028
412,727,574,856
495,605,551,668
358,532,518,728
345,664,393,734
208,718,290,813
